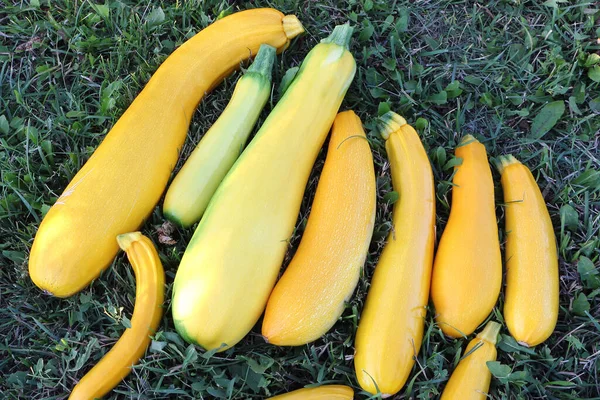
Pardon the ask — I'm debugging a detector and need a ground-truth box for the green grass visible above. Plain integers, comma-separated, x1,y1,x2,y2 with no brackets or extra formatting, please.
1,0,599,398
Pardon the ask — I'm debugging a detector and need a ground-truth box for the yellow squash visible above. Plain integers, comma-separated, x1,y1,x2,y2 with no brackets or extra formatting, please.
440,321,501,400
69,232,164,400
29,9,303,297
163,44,276,227
354,111,436,396
497,155,558,346
172,24,356,351
430,135,501,338
262,110,376,346
268,385,354,399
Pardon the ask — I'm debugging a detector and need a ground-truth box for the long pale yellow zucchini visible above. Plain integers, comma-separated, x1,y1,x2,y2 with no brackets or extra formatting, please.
28,9,303,297
497,155,558,346
354,111,436,396
430,135,502,338
69,232,164,400
172,24,356,351
440,321,501,400
262,110,376,346
163,44,276,227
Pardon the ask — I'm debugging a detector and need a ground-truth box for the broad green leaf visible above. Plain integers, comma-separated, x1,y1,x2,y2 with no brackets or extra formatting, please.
443,156,463,170
530,101,564,139
573,169,600,191
383,191,399,204
498,334,537,355
480,92,494,107
573,82,586,104
147,7,165,27
588,66,600,82
584,53,600,67
590,97,600,113
415,117,428,130
487,361,511,379
91,2,110,19
572,293,590,316
578,256,600,289
0,115,9,135
364,0,373,11
396,8,409,33
560,204,579,232
377,102,391,116
428,90,447,105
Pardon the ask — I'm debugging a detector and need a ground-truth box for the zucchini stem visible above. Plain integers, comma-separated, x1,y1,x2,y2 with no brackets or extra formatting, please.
477,321,501,345
378,111,407,140
321,23,354,49
282,15,305,39
494,154,520,175
247,44,276,80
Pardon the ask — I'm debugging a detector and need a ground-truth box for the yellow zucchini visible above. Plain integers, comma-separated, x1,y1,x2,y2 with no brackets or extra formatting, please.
497,155,558,346
69,232,164,400
354,111,436,396
29,9,303,297
268,385,354,399
172,24,356,351
163,44,276,227
262,110,376,346
430,135,501,338
440,321,501,400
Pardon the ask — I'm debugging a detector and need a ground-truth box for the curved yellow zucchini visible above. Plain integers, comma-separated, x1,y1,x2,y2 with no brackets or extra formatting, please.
430,135,501,338
354,111,436,396
29,9,303,297
262,110,376,346
172,24,356,351
440,321,501,400
268,385,354,399
163,44,276,227
69,232,164,400
497,155,558,346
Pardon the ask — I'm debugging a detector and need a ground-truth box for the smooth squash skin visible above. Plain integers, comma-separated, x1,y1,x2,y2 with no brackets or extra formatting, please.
440,321,501,400
268,385,354,399
262,110,376,346
354,111,436,396
69,232,164,400
172,24,356,351
163,44,276,227
430,135,502,338
497,155,558,347
29,9,304,297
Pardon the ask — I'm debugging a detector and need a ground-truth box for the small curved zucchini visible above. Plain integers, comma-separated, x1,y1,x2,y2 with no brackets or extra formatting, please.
268,385,354,399
29,9,304,297
163,44,276,227
430,135,502,338
440,321,501,400
497,155,558,346
172,24,356,351
69,232,164,400
262,110,376,346
354,111,436,396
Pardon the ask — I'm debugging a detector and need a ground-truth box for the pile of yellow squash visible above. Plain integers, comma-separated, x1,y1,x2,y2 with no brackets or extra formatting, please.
26,7,560,399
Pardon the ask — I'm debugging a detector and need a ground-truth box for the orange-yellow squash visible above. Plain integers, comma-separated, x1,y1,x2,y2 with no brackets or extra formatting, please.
69,232,164,400
440,321,501,400
268,385,354,399
497,155,558,346
430,135,501,338
262,110,376,346
29,9,303,297
354,111,436,396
